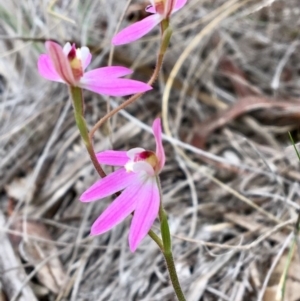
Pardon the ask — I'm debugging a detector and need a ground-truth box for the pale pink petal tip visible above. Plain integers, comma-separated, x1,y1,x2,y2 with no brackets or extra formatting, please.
152,118,165,171
80,46,92,70
62,42,72,55
129,179,160,252
112,14,162,45
173,0,188,12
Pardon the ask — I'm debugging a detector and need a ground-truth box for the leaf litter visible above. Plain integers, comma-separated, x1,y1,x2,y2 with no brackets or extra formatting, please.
1,0,300,300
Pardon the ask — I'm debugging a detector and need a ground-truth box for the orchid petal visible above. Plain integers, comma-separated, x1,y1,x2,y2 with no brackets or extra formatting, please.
45,41,75,85
145,5,156,13
132,161,154,176
83,66,133,80
96,150,129,166
80,168,137,202
80,46,92,70
79,77,152,97
37,54,63,82
90,179,144,236
127,148,145,160
62,42,72,55
165,0,176,16
152,118,165,172
112,14,162,45
173,0,187,12
129,177,160,252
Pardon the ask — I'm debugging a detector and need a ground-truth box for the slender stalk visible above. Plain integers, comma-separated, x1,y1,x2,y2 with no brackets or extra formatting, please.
160,18,170,34
88,28,172,144
163,252,186,301
148,229,164,251
75,21,184,299
157,178,186,301
70,86,106,178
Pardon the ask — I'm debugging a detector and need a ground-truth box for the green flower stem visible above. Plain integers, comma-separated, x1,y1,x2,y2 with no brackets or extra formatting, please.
160,18,170,36
156,177,186,301
70,86,106,178
88,26,173,144
148,229,164,251
163,251,186,301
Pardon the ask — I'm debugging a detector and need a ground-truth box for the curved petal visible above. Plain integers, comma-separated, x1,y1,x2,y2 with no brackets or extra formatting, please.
112,14,162,45
62,42,72,55
90,179,144,236
149,0,155,7
37,54,63,82
129,177,160,252
152,118,165,172
145,5,156,13
80,168,138,202
79,77,152,97
83,66,133,81
79,46,92,70
96,150,129,166
45,41,75,85
127,148,145,160
172,0,187,13
164,0,176,16
132,161,154,176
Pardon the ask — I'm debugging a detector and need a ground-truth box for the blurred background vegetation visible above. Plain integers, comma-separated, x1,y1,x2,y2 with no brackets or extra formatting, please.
1,0,300,300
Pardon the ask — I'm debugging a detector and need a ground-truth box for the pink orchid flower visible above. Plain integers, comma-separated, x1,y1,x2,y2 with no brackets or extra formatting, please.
80,118,165,252
112,0,187,45
38,41,152,96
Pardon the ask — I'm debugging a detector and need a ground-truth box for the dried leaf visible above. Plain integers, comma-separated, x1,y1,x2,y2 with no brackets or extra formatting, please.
191,97,300,148
219,56,259,97
10,219,67,294
263,250,300,301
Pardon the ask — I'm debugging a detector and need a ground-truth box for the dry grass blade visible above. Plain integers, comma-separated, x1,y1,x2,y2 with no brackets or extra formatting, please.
0,212,38,301
1,0,300,300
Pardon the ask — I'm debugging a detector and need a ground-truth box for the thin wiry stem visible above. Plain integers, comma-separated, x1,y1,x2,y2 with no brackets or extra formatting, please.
70,86,106,178
88,28,172,144
157,177,186,301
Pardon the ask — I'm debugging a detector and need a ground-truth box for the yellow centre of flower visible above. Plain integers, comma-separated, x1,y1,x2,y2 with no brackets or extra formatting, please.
145,152,158,169
70,57,81,70
68,47,83,80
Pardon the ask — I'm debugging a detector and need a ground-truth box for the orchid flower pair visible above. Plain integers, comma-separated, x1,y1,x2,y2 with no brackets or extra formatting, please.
80,118,165,252
38,41,152,96
37,41,165,251
36,0,188,252
113,0,187,45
